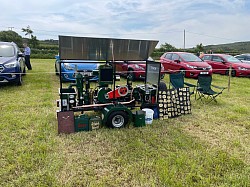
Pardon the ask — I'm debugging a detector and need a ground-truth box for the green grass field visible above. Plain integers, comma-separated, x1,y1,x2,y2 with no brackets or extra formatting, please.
0,59,249,186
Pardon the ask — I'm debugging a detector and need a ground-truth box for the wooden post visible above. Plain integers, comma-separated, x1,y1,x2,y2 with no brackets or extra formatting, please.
228,64,232,92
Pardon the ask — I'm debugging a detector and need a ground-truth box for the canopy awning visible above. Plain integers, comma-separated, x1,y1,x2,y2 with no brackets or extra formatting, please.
59,35,158,61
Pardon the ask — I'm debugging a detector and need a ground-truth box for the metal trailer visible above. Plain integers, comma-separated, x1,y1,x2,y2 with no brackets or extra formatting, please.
57,36,162,132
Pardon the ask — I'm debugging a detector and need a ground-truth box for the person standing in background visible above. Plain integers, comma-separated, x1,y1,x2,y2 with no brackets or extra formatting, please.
23,43,32,70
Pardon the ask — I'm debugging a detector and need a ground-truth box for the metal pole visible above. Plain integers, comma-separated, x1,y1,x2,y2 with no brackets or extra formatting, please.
111,40,116,100
184,29,186,50
228,64,232,92
8,27,14,31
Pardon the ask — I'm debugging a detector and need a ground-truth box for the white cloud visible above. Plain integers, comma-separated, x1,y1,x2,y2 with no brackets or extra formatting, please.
0,0,249,48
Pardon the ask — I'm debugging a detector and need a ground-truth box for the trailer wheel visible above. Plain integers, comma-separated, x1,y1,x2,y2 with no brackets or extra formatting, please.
107,111,129,128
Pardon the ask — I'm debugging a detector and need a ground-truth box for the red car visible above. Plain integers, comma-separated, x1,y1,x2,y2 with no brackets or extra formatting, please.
201,54,250,77
115,61,165,80
160,52,212,78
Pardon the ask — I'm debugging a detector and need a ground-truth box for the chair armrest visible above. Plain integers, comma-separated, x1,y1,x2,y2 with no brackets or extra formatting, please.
196,87,203,91
211,84,227,90
184,82,196,87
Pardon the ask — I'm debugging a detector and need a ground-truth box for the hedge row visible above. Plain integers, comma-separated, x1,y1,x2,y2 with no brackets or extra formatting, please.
30,49,241,59
30,48,58,59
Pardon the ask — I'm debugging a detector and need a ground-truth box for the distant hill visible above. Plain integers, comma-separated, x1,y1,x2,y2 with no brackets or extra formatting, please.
152,41,250,59
36,39,250,59
39,39,250,54
203,41,250,55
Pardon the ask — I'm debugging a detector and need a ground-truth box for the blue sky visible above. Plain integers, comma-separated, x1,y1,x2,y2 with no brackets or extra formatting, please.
1,0,250,48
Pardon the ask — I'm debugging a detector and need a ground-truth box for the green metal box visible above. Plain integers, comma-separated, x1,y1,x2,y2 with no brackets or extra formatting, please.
74,114,90,132
89,116,102,130
59,88,76,111
133,110,146,127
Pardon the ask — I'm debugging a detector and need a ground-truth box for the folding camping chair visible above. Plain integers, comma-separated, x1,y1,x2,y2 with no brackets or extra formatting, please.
169,72,196,95
195,74,226,103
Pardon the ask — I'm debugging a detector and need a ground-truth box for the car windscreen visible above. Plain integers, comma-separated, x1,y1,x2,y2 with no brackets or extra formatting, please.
223,55,242,63
179,53,203,62
0,44,15,57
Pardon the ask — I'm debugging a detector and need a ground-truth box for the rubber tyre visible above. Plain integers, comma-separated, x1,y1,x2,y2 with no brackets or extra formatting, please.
55,64,59,75
180,68,187,77
128,69,135,81
225,68,236,77
16,74,22,86
107,111,129,128
23,67,26,76
160,74,165,79
231,69,236,77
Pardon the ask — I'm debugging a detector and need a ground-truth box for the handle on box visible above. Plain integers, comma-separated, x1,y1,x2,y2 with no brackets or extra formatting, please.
62,116,70,120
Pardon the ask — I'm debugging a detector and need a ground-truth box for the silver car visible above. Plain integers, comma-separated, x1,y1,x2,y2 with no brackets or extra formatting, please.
234,54,250,64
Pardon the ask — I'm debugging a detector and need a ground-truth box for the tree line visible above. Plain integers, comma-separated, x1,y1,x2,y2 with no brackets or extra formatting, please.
0,28,241,59
0,26,58,59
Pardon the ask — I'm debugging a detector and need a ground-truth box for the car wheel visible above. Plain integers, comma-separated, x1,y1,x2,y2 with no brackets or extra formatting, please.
128,69,135,81
55,64,59,75
226,68,236,77
180,68,187,77
231,69,236,77
16,74,22,86
160,74,165,79
23,66,26,76
107,111,129,128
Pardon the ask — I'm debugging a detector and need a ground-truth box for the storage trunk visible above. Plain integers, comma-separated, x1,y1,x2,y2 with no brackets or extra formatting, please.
74,114,90,132
57,111,75,134
89,116,102,130
133,110,146,127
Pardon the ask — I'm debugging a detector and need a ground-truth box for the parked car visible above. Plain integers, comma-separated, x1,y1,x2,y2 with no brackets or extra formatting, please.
234,54,250,64
201,54,250,77
0,42,26,85
55,55,99,82
115,59,165,81
160,52,212,78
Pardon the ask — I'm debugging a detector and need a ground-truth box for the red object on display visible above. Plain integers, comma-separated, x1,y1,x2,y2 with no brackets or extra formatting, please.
107,86,129,99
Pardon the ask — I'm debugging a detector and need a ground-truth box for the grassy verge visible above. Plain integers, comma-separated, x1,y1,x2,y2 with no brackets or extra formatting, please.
0,59,249,186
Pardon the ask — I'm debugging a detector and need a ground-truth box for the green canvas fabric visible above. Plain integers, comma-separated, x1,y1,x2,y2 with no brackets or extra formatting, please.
170,73,185,89
196,75,226,103
169,72,196,94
